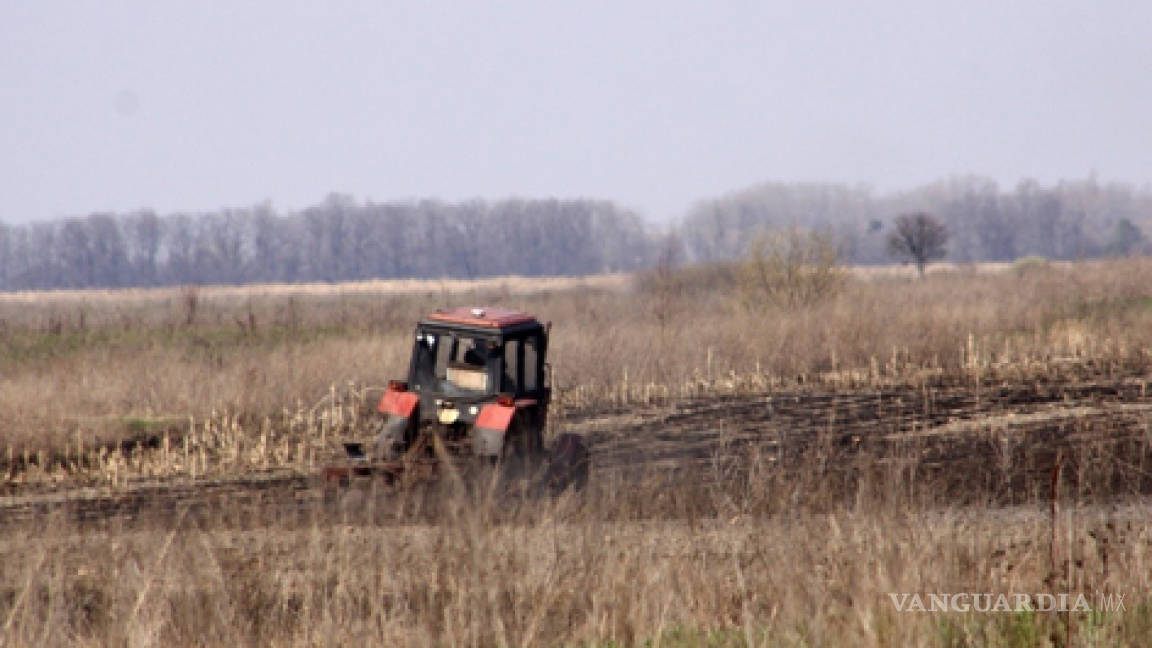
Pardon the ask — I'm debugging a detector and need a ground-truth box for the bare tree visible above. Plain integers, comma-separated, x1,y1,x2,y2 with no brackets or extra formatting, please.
126,210,161,285
887,212,949,277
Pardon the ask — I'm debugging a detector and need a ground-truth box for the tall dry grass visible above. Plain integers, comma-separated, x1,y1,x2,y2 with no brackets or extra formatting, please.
3,258,1152,646
3,258,1152,454
2,442,1150,647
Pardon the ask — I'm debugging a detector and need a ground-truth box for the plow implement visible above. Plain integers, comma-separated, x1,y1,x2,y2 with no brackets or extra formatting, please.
321,429,590,498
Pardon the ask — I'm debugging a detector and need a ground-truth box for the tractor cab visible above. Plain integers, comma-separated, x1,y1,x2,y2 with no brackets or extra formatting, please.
408,306,549,405
372,307,552,463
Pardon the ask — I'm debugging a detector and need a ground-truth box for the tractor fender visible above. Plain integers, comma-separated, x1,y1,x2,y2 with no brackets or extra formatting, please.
378,390,419,417
472,403,516,458
376,390,419,459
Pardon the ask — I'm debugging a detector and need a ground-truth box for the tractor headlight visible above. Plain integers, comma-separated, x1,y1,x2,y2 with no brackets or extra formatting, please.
469,405,479,416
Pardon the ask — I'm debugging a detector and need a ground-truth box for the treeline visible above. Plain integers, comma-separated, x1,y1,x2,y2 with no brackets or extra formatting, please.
682,176,1152,264
2,176,1150,291
0,195,655,290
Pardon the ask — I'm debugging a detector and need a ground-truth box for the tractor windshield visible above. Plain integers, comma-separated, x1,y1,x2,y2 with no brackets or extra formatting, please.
410,330,500,397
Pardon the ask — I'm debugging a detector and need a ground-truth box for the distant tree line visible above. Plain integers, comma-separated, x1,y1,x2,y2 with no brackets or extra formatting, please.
1,176,1149,291
681,176,1152,265
0,195,655,290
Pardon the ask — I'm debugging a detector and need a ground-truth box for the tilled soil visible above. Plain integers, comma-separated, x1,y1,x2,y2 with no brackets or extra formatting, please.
572,375,1152,502
3,372,1151,526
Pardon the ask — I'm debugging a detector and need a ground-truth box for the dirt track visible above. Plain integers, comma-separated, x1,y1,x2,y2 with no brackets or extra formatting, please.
3,371,1151,526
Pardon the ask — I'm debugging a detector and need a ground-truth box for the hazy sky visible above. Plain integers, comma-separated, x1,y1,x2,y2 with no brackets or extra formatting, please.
2,1,1150,224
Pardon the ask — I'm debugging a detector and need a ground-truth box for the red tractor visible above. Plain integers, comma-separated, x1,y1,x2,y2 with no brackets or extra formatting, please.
324,306,589,494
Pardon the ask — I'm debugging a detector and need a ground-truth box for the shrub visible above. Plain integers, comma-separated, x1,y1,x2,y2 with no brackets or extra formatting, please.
738,226,847,309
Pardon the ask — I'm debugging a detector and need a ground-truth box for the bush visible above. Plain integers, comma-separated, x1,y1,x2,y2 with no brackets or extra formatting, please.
738,226,846,309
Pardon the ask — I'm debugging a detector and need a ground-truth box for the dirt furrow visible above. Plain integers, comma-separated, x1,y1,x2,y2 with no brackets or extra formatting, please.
2,375,1150,524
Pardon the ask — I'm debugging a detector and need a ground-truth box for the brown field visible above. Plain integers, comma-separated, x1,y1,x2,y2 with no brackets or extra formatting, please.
2,257,1152,646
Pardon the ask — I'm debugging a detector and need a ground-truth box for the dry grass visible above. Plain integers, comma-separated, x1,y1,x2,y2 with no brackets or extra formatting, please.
0,273,631,305
3,257,1152,460
2,451,1151,647
2,257,1152,646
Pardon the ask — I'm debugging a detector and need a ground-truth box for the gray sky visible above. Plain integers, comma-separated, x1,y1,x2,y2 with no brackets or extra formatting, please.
2,1,1150,224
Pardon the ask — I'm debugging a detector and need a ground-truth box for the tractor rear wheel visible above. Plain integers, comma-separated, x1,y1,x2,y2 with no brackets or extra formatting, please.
543,433,589,495
498,415,543,492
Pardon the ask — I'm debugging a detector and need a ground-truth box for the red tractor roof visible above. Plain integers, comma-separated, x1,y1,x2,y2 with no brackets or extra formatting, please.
425,306,538,329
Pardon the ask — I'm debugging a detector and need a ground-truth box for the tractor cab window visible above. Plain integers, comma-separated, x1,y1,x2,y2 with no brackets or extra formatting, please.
498,333,542,395
503,339,520,393
452,337,490,368
411,332,439,388
445,336,498,393
523,335,540,391
411,330,499,395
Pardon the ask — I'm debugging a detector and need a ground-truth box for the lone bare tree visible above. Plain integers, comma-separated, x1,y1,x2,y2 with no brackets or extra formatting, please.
887,212,949,277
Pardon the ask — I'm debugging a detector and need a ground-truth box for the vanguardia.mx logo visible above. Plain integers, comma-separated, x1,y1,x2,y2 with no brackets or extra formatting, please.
888,592,1126,613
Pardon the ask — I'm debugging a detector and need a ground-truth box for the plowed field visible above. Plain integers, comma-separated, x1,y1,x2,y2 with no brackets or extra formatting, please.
4,371,1151,526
